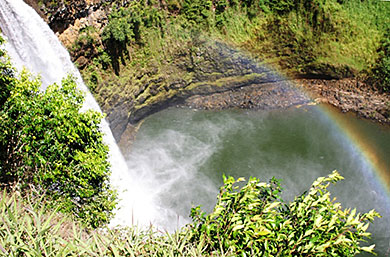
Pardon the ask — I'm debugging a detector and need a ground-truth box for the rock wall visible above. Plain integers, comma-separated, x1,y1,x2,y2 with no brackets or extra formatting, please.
24,0,109,48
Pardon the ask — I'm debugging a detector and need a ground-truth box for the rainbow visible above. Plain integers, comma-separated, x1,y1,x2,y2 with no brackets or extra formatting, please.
314,100,390,197
255,61,390,199
241,56,390,200
282,69,390,199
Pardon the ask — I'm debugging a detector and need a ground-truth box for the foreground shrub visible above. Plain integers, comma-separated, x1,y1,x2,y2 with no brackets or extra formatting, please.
0,42,117,227
0,188,76,255
188,171,380,256
0,172,379,256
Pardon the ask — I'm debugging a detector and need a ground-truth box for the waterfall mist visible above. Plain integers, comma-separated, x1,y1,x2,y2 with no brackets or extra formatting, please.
111,110,246,230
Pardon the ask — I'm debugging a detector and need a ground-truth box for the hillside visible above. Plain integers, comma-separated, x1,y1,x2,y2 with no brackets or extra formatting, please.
25,0,390,144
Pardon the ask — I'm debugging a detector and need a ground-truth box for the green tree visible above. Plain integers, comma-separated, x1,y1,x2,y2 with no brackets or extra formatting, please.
372,30,390,92
188,171,379,256
0,39,117,227
0,36,15,108
101,3,166,74
181,0,213,27
101,7,134,74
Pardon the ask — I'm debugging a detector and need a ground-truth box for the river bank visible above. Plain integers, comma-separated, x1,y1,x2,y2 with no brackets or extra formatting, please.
296,78,390,124
179,78,390,125
117,77,390,150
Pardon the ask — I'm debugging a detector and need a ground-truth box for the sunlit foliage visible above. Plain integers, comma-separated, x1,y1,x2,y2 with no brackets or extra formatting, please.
188,171,379,256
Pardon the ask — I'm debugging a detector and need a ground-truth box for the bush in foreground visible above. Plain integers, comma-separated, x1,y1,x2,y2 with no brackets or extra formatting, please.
188,171,380,256
0,187,203,256
0,172,379,256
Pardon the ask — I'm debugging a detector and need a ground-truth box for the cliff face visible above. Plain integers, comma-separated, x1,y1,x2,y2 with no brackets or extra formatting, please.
23,0,306,143
23,0,110,56
24,0,106,32
94,39,310,144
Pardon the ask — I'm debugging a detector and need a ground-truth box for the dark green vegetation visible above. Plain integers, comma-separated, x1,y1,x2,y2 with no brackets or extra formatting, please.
0,36,117,228
0,172,380,256
371,29,390,90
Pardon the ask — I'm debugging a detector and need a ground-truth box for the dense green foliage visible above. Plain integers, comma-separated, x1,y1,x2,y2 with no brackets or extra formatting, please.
372,30,390,92
181,0,213,26
0,40,117,227
1,172,379,256
188,171,379,256
225,0,389,80
0,37,14,108
101,3,166,74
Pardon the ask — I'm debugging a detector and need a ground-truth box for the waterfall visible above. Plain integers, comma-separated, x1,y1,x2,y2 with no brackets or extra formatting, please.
0,0,157,228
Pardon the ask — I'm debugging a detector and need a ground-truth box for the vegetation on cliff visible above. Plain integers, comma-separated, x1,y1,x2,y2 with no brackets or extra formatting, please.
65,0,390,91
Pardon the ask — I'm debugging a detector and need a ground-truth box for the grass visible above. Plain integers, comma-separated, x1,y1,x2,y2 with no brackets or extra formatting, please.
0,187,76,256
0,187,211,257
203,0,389,80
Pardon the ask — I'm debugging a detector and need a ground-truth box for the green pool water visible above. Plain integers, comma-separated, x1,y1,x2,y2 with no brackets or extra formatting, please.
122,105,390,256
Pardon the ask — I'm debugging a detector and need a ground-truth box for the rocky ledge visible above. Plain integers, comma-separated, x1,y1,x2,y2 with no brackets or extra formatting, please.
23,0,108,34
117,76,390,150
181,81,310,111
180,78,390,124
296,78,390,124
98,40,309,144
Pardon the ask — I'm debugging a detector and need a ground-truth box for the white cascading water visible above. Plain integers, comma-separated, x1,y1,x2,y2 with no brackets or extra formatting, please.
0,0,160,229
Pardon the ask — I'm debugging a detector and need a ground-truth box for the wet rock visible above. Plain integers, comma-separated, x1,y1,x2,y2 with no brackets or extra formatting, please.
182,81,310,111
75,56,89,69
117,41,288,126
